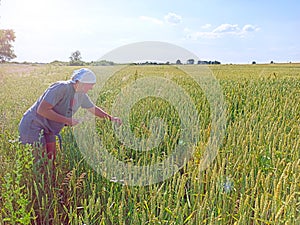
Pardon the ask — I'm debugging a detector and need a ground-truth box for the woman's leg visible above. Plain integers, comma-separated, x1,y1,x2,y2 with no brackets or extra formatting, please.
44,134,57,186
45,135,57,162
19,118,57,223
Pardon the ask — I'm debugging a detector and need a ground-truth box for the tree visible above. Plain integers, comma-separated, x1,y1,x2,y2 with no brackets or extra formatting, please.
0,29,16,62
176,59,182,64
69,50,81,62
69,50,84,66
187,59,194,64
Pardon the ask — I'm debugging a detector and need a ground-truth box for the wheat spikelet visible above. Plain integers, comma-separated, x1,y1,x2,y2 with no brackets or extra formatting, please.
58,170,73,205
62,170,74,186
76,172,86,189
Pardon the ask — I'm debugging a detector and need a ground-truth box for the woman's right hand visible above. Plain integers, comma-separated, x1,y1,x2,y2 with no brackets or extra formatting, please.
66,118,80,126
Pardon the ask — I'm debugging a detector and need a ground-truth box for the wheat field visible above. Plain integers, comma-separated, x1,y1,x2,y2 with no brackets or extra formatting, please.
0,63,299,224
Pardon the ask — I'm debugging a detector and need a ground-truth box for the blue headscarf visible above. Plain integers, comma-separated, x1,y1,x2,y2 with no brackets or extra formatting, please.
71,68,96,84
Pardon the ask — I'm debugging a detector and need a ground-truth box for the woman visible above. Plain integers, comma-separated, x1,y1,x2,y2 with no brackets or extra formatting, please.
19,68,121,164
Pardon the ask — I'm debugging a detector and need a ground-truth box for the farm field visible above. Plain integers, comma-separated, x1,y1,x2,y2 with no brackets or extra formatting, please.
0,63,299,224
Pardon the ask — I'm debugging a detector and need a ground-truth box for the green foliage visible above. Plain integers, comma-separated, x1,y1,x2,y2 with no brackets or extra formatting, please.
0,29,16,62
50,60,68,66
90,60,115,66
1,142,34,224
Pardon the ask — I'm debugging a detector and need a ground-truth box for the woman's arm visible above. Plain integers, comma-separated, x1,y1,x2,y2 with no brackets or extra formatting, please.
37,100,79,126
87,106,122,124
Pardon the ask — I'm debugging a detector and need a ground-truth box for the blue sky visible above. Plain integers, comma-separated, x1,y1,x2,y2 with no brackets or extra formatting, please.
0,0,299,64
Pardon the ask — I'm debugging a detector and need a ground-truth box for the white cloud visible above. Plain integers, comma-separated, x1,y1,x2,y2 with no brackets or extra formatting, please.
242,24,260,32
213,24,240,33
139,12,183,26
164,12,182,25
139,16,164,25
185,23,260,40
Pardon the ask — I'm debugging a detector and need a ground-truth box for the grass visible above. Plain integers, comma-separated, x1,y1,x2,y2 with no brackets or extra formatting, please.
0,63,299,224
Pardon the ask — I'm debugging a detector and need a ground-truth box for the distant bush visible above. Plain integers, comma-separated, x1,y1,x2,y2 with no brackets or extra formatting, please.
90,60,115,66
50,60,68,66
68,60,86,66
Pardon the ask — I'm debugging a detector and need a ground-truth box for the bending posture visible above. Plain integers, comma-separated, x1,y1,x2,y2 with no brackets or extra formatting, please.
19,68,121,166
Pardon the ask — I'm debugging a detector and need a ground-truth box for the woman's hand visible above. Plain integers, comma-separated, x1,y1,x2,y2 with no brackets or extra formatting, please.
65,118,80,126
111,116,122,126
87,106,122,125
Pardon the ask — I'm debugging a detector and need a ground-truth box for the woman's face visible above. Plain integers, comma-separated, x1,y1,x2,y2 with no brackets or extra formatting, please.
77,82,95,93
